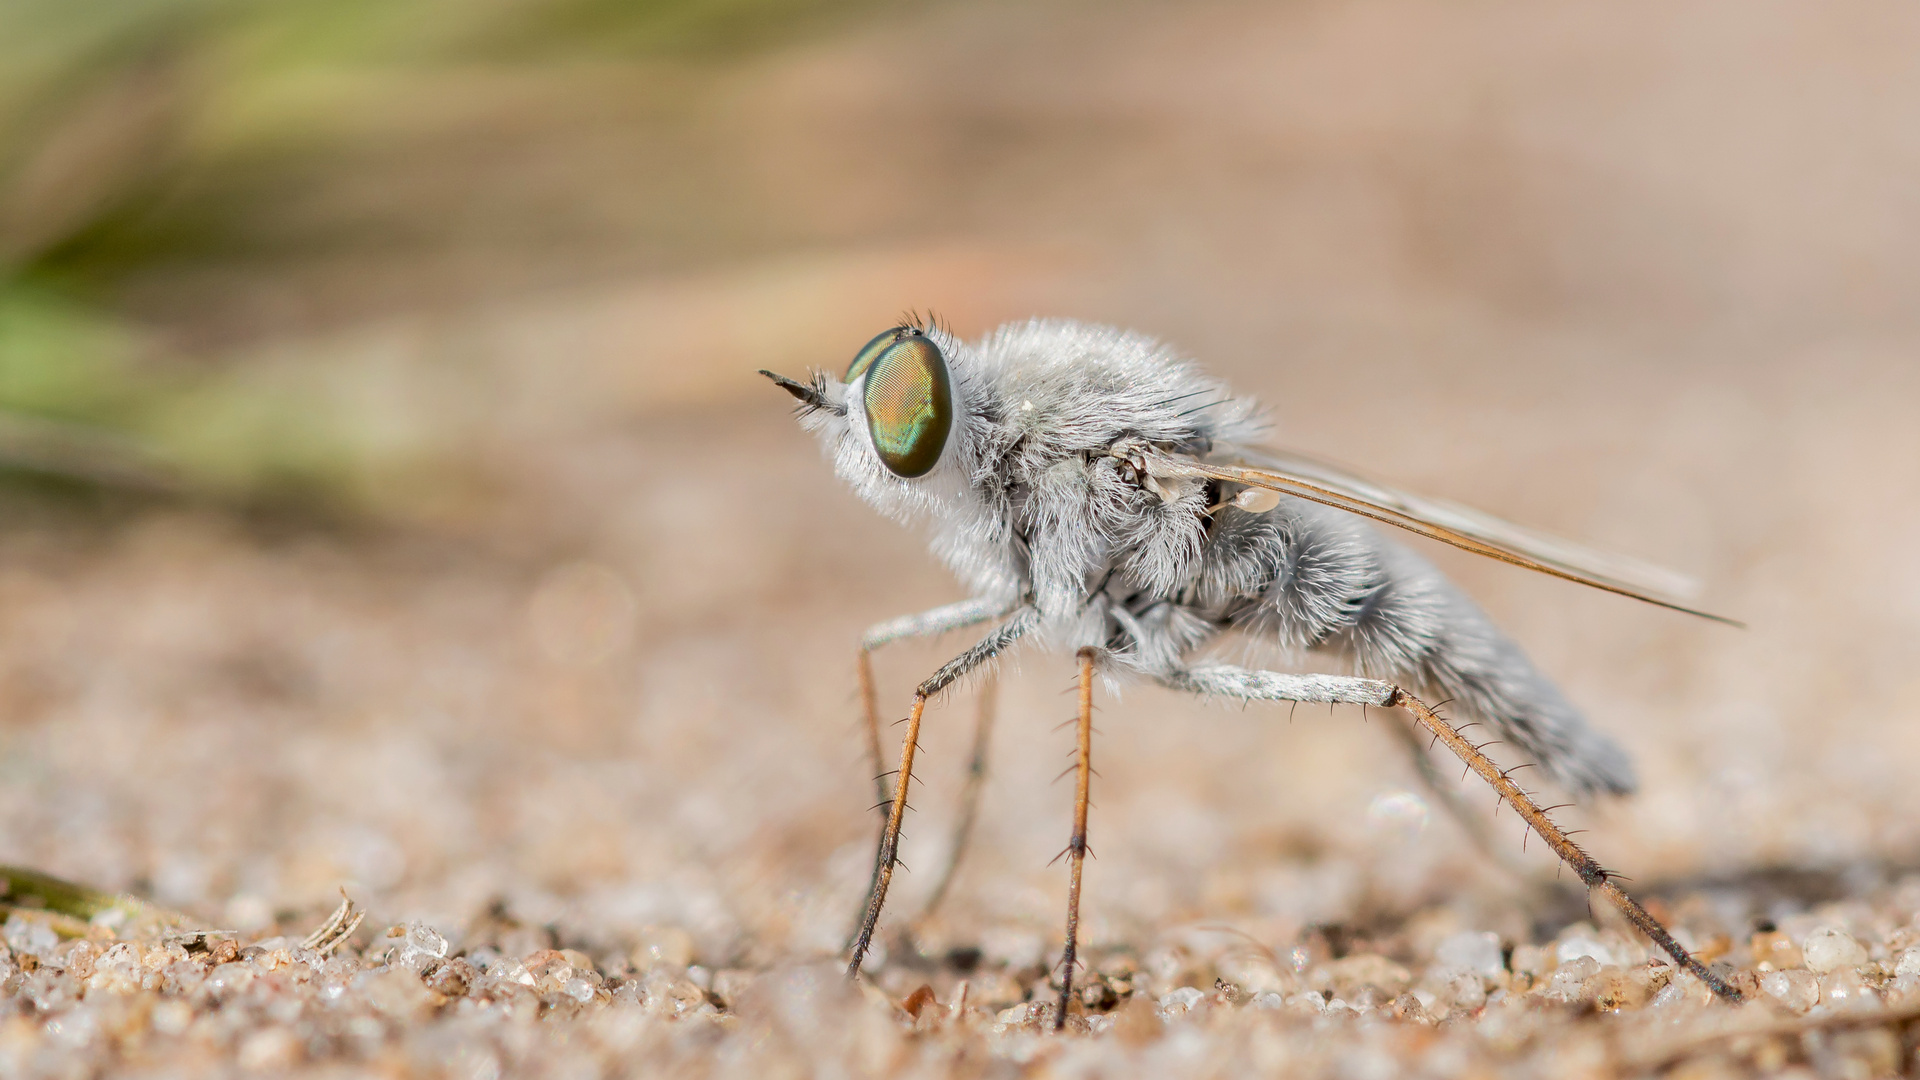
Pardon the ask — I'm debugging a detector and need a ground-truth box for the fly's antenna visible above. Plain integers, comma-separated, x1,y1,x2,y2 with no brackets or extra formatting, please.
758,369,841,415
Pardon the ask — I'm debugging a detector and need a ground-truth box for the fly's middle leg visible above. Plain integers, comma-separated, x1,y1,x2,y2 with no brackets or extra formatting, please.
1050,648,1098,1031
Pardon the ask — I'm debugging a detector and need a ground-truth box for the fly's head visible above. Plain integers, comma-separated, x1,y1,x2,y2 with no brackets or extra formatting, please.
760,322,993,535
764,318,1272,618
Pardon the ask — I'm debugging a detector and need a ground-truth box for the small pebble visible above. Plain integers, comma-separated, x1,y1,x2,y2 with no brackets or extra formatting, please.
1819,967,1878,1010
1442,971,1487,1012
1434,931,1504,980
1544,956,1600,1003
1802,928,1869,974
1159,986,1206,1017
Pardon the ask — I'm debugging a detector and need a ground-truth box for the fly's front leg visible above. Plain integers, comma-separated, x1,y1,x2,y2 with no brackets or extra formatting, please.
848,608,1037,979
860,598,1009,811
847,598,1009,948
1161,663,1742,1002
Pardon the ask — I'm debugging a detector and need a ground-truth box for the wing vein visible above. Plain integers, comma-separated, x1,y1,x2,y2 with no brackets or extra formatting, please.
1145,451,1741,628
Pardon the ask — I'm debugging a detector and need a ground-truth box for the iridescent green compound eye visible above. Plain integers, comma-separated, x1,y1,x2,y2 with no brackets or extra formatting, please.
863,335,952,478
846,327,907,382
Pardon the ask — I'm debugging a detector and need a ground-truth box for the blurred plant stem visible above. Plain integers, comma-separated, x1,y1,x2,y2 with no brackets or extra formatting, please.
0,863,189,939
0,282,345,502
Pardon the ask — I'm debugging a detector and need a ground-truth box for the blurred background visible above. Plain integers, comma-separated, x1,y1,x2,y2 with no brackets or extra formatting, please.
0,0,1917,971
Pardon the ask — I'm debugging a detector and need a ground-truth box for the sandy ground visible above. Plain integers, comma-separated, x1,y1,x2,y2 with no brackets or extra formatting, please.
4,1,1920,1076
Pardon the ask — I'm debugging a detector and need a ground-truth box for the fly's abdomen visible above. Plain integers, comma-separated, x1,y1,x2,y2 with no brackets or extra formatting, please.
1208,499,1636,797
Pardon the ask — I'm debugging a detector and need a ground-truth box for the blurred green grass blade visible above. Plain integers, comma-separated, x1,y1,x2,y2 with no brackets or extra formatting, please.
0,282,401,505
0,865,143,921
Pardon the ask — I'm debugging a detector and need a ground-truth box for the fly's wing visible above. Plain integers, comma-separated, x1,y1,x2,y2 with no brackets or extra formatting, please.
1149,446,1739,626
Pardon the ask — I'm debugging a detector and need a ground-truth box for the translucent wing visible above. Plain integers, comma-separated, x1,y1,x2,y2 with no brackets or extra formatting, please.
1147,446,1739,626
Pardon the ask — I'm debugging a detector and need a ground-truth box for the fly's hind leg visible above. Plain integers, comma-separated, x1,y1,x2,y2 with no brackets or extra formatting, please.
848,608,1037,979
1161,663,1741,1002
1385,716,1530,878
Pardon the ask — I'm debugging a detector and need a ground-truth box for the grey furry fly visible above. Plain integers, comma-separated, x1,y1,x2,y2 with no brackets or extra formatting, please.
761,318,1742,1025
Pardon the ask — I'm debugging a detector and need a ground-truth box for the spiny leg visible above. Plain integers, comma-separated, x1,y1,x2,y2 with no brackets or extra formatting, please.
1385,708,1604,924
1388,689,1739,1000
845,648,890,951
1162,663,1741,1002
857,597,1011,808
848,609,1037,978
1384,714,1529,875
918,674,998,921
847,598,1010,949
851,691,928,974
1052,648,1097,1031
